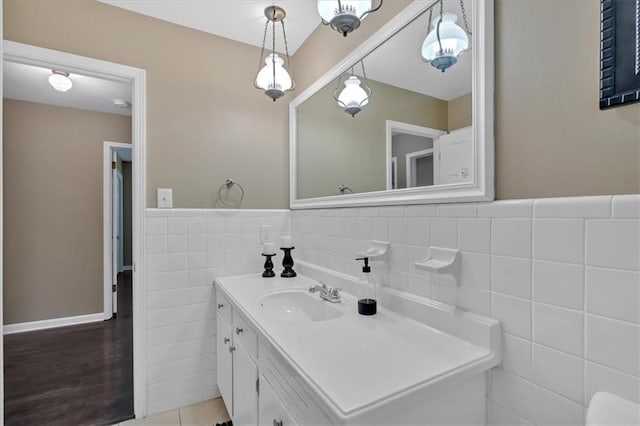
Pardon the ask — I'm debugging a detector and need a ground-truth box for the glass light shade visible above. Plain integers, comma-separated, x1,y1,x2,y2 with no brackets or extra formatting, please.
337,76,369,117
255,53,293,100
317,0,372,21
421,12,469,71
317,0,373,36
48,72,73,92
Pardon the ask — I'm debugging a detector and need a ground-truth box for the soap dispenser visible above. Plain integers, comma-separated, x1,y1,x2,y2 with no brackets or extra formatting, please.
355,257,376,315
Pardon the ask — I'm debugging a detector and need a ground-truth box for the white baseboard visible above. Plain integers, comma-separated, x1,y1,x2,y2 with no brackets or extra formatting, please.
3,312,105,335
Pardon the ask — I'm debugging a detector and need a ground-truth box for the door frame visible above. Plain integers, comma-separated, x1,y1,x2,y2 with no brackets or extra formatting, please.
103,142,132,320
3,40,148,418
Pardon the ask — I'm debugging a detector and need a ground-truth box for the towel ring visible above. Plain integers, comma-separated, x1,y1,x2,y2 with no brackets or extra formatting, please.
218,178,245,207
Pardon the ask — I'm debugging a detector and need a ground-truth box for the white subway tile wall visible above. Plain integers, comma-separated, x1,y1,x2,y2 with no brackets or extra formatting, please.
145,209,291,415
290,195,640,426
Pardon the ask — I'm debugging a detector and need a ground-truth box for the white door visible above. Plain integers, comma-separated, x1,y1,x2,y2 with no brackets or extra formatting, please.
112,153,120,314
435,126,473,185
233,343,258,425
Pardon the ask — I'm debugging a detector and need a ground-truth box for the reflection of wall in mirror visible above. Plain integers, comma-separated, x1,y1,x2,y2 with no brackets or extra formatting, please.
297,80,474,199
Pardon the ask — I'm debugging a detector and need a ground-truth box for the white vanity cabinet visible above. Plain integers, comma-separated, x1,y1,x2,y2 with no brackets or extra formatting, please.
216,291,259,425
258,374,297,426
215,273,500,426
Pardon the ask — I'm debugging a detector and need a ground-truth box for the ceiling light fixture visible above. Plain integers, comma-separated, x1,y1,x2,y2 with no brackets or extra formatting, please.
334,61,371,117
112,99,131,109
317,0,383,37
421,0,471,72
254,5,295,102
48,70,73,92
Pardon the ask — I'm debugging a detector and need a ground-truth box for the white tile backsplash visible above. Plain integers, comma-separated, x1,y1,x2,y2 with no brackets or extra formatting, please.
289,195,638,426
533,219,584,264
145,208,291,415
492,218,532,258
533,302,583,357
142,196,638,424
586,219,640,270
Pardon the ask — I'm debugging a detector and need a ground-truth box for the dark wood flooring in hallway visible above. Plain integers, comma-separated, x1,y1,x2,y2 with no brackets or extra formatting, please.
4,271,134,426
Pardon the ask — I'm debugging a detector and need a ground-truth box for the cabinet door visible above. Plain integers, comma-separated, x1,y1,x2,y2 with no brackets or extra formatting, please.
216,316,233,415
233,343,258,426
259,375,298,426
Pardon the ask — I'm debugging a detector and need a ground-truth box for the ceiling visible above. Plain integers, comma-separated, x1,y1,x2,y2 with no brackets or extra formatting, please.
363,0,472,101
3,61,133,116
100,0,321,55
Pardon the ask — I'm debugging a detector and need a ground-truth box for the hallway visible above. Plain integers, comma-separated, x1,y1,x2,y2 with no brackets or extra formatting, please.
4,271,134,426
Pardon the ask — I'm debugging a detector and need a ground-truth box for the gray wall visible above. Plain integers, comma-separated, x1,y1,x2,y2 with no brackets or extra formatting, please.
297,79,447,199
391,133,434,189
3,99,131,324
5,0,289,209
294,0,640,200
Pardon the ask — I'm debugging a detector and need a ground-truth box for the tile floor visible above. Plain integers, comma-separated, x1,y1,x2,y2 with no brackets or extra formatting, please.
118,398,230,426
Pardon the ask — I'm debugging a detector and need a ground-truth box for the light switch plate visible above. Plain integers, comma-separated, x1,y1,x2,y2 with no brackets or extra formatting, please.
260,225,272,244
157,188,173,208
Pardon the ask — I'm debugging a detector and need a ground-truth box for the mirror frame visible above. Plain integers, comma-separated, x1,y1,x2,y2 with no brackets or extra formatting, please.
290,0,494,209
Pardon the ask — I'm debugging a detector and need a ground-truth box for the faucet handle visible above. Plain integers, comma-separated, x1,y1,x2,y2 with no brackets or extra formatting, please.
329,287,341,297
318,281,328,289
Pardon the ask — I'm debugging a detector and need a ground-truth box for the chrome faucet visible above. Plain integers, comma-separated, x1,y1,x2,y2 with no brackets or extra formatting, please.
309,281,341,303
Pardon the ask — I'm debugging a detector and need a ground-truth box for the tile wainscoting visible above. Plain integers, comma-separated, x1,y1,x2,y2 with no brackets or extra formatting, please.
145,209,290,415
291,195,640,426
143,196,638,425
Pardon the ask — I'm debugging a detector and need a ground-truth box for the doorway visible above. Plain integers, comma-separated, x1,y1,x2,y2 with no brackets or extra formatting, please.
2,41,147,422
104,142,133,320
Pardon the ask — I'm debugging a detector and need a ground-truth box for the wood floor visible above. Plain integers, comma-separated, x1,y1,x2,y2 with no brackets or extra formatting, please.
4,271,134,426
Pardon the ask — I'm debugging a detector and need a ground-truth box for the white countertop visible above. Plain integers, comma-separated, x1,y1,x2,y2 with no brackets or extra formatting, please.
216,274,497,419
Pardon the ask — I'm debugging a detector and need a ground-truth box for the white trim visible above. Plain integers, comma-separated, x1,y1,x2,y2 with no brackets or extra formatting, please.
406,148,434,188
103,141,132,321
123,265,134,271
3,40,148,418
1,7,5,423
3,313,104,335
289,0,494,209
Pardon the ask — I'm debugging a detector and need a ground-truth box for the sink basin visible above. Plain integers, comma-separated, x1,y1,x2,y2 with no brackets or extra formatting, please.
256,289,343,323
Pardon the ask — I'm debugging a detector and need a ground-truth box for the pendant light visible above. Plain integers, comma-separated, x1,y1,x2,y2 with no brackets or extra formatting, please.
333,61,371,117
421,0,471,72
254,5,295,101
317,0,383,37
48,70,73,92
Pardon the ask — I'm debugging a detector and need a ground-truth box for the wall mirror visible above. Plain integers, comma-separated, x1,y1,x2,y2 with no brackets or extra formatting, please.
290,0,494,209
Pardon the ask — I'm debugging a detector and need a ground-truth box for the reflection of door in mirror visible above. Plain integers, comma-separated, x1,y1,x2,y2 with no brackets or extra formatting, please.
386,121,445,190
436,126,473,185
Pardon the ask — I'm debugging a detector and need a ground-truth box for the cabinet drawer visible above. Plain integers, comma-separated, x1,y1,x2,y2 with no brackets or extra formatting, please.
259,340,332,425
215,288,232,324
233,309,258,360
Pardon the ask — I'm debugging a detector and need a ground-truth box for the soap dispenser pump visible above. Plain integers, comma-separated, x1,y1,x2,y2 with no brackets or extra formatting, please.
355,257,376,315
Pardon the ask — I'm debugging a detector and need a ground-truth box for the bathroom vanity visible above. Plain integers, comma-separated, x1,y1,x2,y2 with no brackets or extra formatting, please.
215,265,501,425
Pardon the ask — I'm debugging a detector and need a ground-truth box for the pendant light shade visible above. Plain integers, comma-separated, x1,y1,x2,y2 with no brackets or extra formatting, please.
254,5,295,101
48,70,73,92
333,61,371,117
317,0,383,37
255,53,293,101
421,1,471,73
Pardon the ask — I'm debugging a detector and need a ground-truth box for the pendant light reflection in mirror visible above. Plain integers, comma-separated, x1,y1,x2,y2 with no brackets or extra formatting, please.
254,5,295,101
421,0,471,72
317,0,384,37
333,60,371,117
